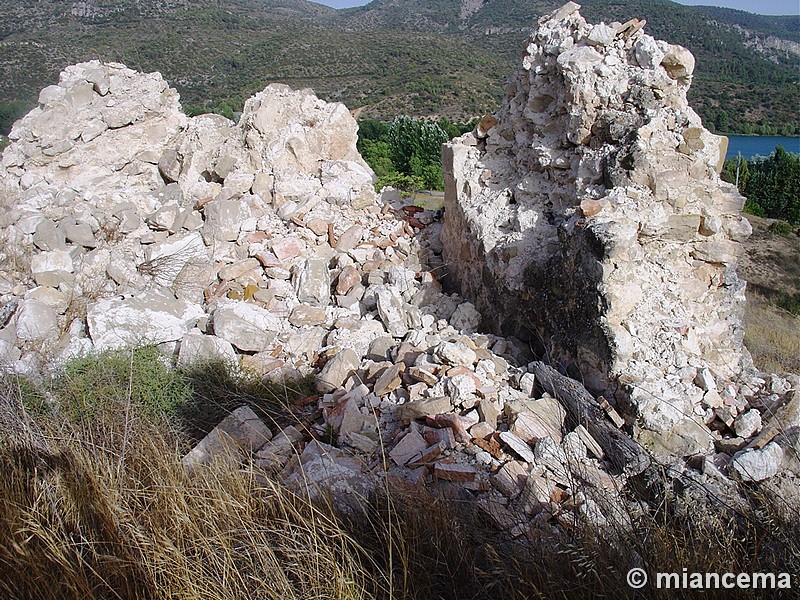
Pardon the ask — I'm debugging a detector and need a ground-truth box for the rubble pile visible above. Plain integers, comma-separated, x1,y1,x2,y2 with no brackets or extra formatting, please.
0,3,798,537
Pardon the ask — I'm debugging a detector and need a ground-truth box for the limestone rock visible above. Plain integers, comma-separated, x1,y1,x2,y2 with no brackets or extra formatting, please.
731,442,784,482
434,341,477,367
316,348,360,393
500,431,536,463
212,300,287,353
281,440,372,503
178,330,238,368
14,299,59,342
294,258,331,307
183,406,273,469
87,291,204,351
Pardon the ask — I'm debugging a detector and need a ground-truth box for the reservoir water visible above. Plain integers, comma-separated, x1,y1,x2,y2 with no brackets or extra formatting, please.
725,135,800,160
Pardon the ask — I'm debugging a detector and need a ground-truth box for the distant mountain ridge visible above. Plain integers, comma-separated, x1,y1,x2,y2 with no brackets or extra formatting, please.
0,0,797,135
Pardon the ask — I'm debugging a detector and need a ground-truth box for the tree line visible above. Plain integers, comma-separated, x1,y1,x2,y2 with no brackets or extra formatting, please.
357,116,476,193
722,146,800,225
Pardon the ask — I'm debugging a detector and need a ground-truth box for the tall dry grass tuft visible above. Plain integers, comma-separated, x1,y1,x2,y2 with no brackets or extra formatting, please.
0,367,376,600
744,291,800,374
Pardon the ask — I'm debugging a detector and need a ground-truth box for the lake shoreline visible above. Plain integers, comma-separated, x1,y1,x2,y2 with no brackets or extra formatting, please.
724,135,800,160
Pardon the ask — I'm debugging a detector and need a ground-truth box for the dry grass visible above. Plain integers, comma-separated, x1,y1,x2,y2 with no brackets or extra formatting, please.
744,291,800,374
0,351,799,599
0,385,375,599
740,215,800,374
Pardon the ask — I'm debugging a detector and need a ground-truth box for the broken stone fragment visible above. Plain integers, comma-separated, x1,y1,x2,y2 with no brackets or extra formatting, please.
30,249,73,277
507,396,566,444
408,366,438,386
345,431,379,454
499,431,536,464
586,23,615,47
288,304,327,327
294,258,331,307
316,348,360,393
373,363,405,397
335,224,364,252
202,198,248,243
731,442,783,482
255,425,305,471
434,462,477,483
477,397,500,428
87,291,204,351
281,440,373,504
430,413,470,443
574,424,604,460
434,340,477,367
183,405,273,470
396,396,452,423
336,264,361,295
177,330,238,368
218,258,261,282
733,409,762,439
212,300,286,352
661,44,695,82
14,299,59,342
375,285,412,338
33,219,66,251
25,287,70,315
325,397,365,437
492,460,529,499
390,430,428,466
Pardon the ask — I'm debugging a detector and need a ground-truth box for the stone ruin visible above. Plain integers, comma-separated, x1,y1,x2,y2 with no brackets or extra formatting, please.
1,3,798,535
442,1,760,459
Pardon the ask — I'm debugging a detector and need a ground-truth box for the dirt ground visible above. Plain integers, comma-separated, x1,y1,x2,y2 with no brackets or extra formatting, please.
739,215,800,299
739,215,800,374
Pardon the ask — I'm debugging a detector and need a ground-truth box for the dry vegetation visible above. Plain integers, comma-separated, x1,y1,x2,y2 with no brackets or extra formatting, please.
745,292,800,375
0,348,798,599
740,215,800,374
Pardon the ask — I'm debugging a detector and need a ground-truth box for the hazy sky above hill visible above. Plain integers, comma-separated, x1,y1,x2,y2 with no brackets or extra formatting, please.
312,0,799,16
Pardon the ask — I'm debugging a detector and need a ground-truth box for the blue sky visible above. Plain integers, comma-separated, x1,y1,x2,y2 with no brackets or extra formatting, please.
311,0,799,15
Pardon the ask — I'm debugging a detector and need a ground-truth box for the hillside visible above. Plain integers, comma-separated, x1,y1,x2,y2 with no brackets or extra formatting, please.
0,0,797,133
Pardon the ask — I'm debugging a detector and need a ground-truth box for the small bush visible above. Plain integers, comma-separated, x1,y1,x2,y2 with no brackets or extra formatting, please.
743,199,766,217
768,220,794,237
55,346,192,421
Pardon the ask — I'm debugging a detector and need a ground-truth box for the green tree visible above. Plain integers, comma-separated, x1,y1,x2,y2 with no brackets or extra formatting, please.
358,139,396,180
357,119,389,145
734,146,800,224
0,101,32,136
387,115,448,176
714,110,730,133
721,154,750,194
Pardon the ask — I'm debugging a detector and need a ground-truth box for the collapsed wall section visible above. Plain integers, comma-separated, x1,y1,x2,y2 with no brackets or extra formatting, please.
441,2,753,456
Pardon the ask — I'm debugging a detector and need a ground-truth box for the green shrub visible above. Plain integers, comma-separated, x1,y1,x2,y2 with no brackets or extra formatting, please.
55,346,192,421
768,220,794,237
2,375,51,417
743,199,765,218
375,171,425,194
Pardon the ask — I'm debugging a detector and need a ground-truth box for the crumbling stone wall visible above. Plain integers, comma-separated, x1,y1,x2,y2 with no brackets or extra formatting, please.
441,2,754,456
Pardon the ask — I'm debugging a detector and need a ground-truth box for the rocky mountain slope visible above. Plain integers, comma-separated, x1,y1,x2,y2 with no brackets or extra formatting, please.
0,0,797,134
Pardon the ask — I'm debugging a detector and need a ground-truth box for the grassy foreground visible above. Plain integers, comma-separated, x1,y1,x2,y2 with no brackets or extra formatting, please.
0,348,798,599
